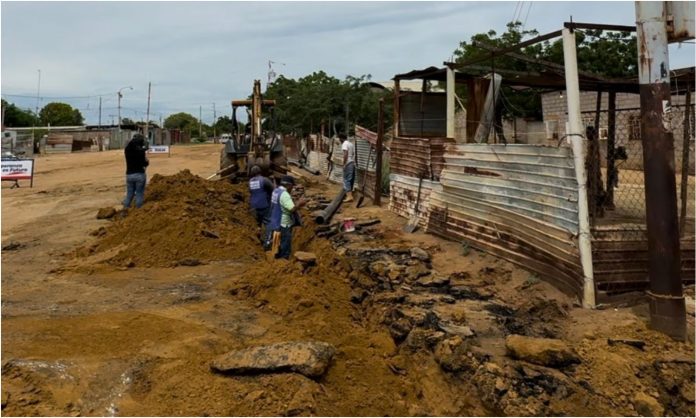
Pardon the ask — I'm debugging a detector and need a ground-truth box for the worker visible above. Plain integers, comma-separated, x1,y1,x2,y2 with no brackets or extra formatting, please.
248,165,274,234
266,175,306,259
340,133,356,202
122,133,149,209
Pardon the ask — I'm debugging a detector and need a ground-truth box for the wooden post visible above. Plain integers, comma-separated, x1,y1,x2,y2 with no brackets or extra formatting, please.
374,99,384,206
393,79,400,138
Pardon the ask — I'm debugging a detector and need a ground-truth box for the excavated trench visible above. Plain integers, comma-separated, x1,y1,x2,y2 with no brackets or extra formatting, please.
2,170,694,417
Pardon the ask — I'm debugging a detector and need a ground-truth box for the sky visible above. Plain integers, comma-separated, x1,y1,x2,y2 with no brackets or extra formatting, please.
2,0,694,126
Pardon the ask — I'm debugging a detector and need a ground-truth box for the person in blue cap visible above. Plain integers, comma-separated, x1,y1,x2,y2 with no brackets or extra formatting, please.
266,175,306,259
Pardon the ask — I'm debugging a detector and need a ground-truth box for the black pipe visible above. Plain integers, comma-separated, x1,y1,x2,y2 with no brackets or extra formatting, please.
315,189,346,224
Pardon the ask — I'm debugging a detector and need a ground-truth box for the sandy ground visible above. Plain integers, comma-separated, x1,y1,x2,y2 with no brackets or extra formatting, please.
1,144,694,416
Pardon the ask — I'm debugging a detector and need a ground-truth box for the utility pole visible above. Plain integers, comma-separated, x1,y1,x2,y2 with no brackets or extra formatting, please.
635,1,685,340
562,26,595,309
35,69,41,116
98,97,102,128
145,82,151,140
117,86,132,134
199,105,202,139
213,102,217,142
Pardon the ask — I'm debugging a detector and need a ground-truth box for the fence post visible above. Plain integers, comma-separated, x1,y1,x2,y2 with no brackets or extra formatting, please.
635,1,685,340
562,27,596,309
374,99,384,206
605,92,617,209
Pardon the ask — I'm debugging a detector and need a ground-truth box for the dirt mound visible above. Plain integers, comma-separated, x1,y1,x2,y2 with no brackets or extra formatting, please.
83,170,264,267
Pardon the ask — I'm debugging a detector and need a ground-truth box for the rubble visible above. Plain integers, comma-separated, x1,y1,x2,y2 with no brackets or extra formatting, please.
294,251,317,265
96,207,117,219
633,391,664,417
505,335,580,368
409,247,430,261
210,341,335,378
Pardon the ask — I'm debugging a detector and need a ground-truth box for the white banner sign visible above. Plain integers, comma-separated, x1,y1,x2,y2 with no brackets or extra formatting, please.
148,145,170,155
2,159,34,187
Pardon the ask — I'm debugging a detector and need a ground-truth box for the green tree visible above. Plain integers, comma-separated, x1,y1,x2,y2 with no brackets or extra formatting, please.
264,72,391,136
1,99,39,127
163,112,199,131
452,22,638,119
213,115,235,134
121,117,136,125
39,102,84,126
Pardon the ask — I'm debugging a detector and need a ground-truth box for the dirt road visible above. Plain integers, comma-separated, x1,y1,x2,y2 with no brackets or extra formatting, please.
2,144,694,416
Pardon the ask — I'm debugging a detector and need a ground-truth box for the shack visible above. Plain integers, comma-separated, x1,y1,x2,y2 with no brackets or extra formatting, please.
387,24,695,306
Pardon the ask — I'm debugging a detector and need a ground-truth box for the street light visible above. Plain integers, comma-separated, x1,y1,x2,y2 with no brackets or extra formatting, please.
117,86,133,132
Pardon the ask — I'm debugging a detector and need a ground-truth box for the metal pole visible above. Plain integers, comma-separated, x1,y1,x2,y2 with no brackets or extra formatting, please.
199,105,202,139
606,91,617,209
374,98,384,206
562,27,596,309
118,92,121,133
145,82,151,140
635,1,685,340
98,97,102,128
213,102,217,141
680,89,691,236
446,66,455,139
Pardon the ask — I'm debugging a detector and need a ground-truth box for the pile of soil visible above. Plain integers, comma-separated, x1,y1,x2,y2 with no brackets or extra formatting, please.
84,170,264,267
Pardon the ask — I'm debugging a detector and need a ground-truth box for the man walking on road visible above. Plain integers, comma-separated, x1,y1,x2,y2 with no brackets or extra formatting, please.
266,175,306,259
340,133,356,202
123,133,149,209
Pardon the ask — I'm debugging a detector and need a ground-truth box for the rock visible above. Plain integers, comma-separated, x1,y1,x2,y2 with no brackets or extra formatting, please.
607,338,646,350
210,341,335,378
1,242,24,251
294,251,317,265
438,321,475,338
410,247,431,261
96,207,117,219
416,275,450,287
244,390,265,403
2,391,8,409
369,261,389,277
404,263,430,281
177,258,203,267
89,226,107,237
201,229,220,239
505,335,580,368
449,285,492,300
433,337,482,373
633,392,664,417
389,318,413,342
350,289,368,304
440,295,456,304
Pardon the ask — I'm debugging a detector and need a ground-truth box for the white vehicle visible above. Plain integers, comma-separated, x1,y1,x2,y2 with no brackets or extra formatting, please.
220,133,232,144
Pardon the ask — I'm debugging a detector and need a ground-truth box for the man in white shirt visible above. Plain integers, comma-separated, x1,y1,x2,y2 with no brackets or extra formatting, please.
340,133,356,202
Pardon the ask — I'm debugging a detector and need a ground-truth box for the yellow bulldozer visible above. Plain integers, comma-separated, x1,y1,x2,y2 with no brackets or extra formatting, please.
219,80,287,181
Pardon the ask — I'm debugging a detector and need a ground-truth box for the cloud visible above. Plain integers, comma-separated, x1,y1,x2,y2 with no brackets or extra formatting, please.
2,1,692,124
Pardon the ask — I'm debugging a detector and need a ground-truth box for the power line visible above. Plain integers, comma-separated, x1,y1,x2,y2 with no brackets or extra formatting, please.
522,2,533,31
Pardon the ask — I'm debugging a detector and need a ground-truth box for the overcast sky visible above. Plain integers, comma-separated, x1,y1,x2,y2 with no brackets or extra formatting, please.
2,1,694,125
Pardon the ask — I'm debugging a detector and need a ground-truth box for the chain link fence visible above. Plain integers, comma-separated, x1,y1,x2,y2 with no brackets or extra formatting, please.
583,103,695,229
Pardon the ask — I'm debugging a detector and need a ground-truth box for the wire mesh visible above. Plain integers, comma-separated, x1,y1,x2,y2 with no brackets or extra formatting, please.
582,104,695,229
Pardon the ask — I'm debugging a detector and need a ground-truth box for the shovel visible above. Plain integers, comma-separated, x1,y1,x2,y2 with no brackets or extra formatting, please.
355,145,373,208
402,174,423,233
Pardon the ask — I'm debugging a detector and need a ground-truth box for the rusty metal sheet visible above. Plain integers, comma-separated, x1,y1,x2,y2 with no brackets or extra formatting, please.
355,124,378,145
591,225,695,293
424,143,585,299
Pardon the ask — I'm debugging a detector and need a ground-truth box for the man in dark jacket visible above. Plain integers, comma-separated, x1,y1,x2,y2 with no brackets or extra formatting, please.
248,165,274,240
123,134,149,209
